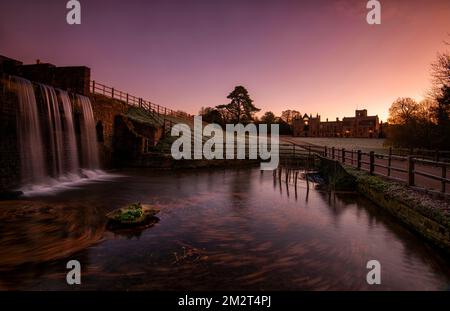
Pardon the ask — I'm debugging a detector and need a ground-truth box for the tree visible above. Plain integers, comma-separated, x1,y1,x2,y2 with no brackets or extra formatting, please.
429,47,450,148
417,99,437,124
217,86,260,123
430,52,450,99
435,85,450,125
260,111,276,124
280,110,301,125
433,85,450,148
386,41,450,149
386,98,438,149
387,97,420,125
199,106,224,125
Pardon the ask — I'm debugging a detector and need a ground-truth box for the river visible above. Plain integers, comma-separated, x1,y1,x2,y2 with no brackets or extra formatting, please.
0,168,449,290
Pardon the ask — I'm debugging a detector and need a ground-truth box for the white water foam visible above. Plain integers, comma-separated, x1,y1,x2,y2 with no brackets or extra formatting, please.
19,170,123,197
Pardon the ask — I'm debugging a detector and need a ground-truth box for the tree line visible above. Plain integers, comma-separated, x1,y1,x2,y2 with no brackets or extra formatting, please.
386,45,450,150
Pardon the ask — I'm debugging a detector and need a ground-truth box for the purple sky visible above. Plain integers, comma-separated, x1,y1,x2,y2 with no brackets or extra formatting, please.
1,0,450,121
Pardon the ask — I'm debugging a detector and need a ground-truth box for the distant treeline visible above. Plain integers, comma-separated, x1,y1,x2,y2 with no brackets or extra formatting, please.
385,49,450,150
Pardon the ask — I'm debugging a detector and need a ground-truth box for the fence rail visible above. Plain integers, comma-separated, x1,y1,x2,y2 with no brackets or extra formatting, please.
389,147,450,162
89,81,193,133
309,145,450,194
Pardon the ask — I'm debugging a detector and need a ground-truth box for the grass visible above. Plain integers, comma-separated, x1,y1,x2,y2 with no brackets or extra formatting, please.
114,202,144,222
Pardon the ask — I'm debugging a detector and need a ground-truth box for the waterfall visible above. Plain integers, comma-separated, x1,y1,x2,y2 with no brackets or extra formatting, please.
77,95,100,169
8,76,110,195
59,90,80,174
10,76,47,186
41,84,64,176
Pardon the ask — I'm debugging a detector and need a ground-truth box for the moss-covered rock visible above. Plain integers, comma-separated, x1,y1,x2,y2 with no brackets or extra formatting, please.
106,202,159,229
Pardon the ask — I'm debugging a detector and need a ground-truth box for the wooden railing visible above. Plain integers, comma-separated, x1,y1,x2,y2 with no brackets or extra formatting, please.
387,147,450,162
315,145,450,194
89,80,193,133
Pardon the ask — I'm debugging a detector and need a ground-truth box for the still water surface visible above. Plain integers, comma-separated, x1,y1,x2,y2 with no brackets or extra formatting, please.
0,168,449,290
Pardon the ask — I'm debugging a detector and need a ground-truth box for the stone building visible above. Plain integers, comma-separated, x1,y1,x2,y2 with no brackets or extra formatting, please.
293,109,380,138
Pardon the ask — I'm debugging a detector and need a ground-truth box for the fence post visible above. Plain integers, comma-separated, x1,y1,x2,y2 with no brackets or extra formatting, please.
369,151,375,175
342,148,345,164
357,150,361,170
111,88,115,99
435,150,440,162
407,156,415,186
388,147,392,176
332,147,335,159
126,93,129,104
92,80,95,94
442,164,446,193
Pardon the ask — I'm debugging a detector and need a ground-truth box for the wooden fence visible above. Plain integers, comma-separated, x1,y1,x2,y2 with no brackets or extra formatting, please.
388,147,450,162
90,80,194,133
303,145,450,194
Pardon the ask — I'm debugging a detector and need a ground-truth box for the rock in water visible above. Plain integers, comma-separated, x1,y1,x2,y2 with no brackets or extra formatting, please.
106,203,159,230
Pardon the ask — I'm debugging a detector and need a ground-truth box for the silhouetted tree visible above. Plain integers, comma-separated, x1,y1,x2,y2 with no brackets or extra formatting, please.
387,97,420,125
433,85,450,148
199,106,224,126
430,49,450,148
280,110,301,125
260,111,276,124
386,98,437,149
217,86,260,123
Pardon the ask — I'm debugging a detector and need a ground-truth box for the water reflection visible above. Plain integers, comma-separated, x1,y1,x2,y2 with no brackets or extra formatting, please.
0,168,449,290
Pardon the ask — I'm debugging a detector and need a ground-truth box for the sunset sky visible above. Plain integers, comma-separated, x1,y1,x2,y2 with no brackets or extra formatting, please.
1,0,450,121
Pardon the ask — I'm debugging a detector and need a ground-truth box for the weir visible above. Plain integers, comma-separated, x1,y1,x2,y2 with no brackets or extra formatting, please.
8,76,104,194
11,76,46,186
41,84,64,177
77,94,100,169
59,89,80,174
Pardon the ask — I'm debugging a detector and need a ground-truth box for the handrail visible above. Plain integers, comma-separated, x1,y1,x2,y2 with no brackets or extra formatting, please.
310,145,449,194
89,80,194,133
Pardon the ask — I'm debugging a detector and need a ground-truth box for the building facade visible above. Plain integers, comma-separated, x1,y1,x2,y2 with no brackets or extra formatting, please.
292,109,380,138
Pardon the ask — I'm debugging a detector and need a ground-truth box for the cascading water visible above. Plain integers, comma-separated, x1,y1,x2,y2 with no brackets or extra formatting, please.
59,90,79,174
77,95,100,169
41,84,64,176
9,76,113,196
10,76,47,186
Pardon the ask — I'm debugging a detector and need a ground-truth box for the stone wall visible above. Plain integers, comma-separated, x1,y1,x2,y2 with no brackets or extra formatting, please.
0,80,20,192
19,64,91,96
345,167,450,254
89,94,130,167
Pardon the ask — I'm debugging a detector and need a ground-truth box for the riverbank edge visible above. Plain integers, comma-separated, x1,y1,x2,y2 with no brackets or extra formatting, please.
341,164,450,254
